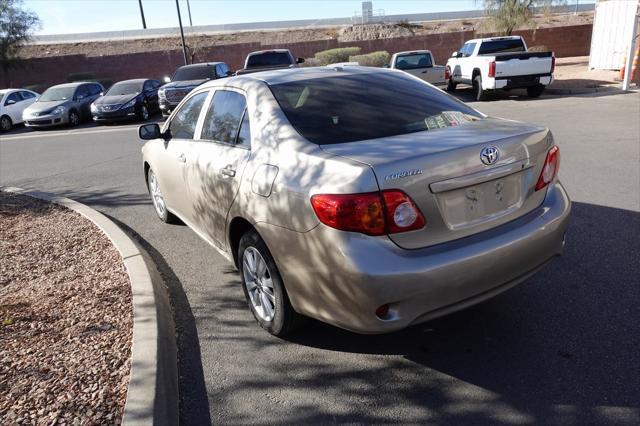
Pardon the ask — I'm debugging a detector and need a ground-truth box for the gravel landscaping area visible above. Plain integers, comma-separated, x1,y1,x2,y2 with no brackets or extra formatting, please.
0,192,133,425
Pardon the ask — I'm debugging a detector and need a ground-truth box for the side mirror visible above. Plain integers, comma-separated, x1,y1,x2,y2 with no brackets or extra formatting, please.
452,51,459,58
163,76,171,83
6,99,16,105
139,123,163,140
296,57,305,64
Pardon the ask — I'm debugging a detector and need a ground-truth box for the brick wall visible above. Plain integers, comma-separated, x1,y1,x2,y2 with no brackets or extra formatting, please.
2,24,593,90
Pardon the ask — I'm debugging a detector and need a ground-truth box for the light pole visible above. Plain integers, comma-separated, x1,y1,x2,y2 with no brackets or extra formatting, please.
175,0,189,65
186,0,193,26
138,0,147,29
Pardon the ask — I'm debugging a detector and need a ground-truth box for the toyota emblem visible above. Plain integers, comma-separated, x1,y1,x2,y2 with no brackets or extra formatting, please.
480,146,500,165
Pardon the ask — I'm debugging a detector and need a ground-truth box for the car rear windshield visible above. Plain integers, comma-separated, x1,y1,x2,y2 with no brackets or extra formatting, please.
394,53,433,70
478,39,526,54
106,82,143,95
269,71,482,145
172,66,214,81
39,87,76,102
246,52,292,68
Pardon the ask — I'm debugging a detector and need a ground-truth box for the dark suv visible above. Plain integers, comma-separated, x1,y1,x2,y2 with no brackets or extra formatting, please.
158,62,230,117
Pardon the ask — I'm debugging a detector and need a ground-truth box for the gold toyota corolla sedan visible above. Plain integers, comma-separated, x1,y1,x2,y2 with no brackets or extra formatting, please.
139,66,570,336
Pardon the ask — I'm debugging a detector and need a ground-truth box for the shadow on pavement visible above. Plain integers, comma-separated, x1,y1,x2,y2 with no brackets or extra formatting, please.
103,214,212,426
200,201,639,424
451,86,631,103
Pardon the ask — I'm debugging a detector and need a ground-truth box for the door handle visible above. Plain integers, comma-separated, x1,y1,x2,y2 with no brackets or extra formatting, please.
220,165,236,177
177,153,186,163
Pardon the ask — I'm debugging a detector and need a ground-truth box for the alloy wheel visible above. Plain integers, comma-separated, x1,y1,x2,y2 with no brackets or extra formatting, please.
69,111,80,126
0,116,11,132
148,171,166,217
242,247,276,322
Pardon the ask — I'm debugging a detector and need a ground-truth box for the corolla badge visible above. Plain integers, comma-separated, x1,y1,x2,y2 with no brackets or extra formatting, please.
384,169,423,181
480,146,500,165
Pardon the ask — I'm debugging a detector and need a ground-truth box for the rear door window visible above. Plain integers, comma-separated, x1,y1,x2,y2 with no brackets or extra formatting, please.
75,85,90,99
395,53,433,70
169,91,208,139
200,90,247,145
20,91,36,100
478,39,526,54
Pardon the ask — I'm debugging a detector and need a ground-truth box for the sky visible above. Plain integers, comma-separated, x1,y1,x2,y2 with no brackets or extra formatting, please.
23,0,487,35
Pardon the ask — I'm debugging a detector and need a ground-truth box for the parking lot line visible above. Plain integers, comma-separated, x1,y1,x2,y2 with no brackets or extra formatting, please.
1,125,142,142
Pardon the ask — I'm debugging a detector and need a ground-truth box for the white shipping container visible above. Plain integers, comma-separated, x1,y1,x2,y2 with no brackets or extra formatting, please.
589,0,639,70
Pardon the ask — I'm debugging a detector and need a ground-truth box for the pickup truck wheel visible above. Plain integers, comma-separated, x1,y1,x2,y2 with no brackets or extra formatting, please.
527,84,545,98
473,75,488,101
446,68,457,91
239,230,307,336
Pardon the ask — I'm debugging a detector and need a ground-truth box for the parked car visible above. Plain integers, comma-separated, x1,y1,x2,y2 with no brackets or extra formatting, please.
91,78,161,123
22,82,104,128
446,35,555,100
235,49,304,75
0,88,40,132
158,62,230,117
389,50,447,85
138,67,570,336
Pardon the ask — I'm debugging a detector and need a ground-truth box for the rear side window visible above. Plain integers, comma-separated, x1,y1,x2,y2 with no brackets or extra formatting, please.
394,53,433,70
20,91,36,99
75,85,90,99
270,71,482,145
201,90,247,145
478,39,526,54
169,91,208,139
89,84,102,95
246,52,292,68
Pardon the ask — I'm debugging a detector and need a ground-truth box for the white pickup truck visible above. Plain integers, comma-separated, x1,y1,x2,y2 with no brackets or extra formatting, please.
445,36,555,101
389,50,447,86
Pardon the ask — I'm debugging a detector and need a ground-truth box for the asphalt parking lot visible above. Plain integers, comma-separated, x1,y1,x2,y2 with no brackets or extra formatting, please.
1,89,639,425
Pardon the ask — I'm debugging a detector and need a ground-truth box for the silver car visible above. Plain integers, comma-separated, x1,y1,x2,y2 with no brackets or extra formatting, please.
139,67,570,336
23,82,103,128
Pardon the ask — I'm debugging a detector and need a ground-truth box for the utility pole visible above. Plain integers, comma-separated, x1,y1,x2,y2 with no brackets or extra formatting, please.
138,0,147,29
186,0,193,26
574,0,579,15
175,0,189,65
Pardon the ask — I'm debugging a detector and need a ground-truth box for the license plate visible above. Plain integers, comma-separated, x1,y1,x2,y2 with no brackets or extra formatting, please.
436,173,523,230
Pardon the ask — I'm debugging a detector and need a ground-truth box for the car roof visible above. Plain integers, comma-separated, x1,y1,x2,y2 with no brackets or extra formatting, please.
248,49,291,55
47,82,98,89
467,35,523,43
178,62,224,69
236,66,390,86
113,78,150,84
394,50,432,56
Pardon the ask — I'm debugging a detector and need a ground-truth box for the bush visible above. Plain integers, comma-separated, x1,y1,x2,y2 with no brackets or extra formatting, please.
314,47,361,65
349,51,391,68
528,45,549,53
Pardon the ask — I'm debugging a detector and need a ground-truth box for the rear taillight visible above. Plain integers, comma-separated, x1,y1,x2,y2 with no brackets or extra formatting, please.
488,61,496,78
551,55,556,73
535,146,560,191
445,67,451,80
310,190,425,236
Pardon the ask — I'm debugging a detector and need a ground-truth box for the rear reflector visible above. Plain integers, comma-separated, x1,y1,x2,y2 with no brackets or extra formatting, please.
488,61,496,78
535,146,560,191
311,190,425,236
375,304,390,319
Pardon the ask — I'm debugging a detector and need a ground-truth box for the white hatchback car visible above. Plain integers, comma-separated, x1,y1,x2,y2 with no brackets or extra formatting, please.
0,89,40,132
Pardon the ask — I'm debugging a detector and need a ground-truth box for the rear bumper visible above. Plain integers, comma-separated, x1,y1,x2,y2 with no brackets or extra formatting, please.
258,181,571,334
494,74,553,89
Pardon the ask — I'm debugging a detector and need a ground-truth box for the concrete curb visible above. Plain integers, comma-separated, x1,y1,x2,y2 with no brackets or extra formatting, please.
546,86,625,95
1,187,178,426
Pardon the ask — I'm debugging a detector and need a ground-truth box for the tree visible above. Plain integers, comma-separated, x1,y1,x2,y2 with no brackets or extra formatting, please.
0,0,40,87
480,0,564,35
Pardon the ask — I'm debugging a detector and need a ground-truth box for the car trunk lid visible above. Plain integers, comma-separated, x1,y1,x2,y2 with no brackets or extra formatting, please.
320,117,553,249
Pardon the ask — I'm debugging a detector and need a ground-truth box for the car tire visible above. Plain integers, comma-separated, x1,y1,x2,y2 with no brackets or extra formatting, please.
147,168,178,224
140,104,150,121
473,75,488,101
527,84,545,98
238,230,306,336
68,110,80,127
0,115,12,132
446,68,457,92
